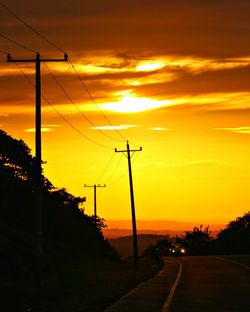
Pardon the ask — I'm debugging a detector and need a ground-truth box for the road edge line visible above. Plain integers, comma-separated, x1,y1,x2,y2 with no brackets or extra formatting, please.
215,256,250,270
161,259,183,312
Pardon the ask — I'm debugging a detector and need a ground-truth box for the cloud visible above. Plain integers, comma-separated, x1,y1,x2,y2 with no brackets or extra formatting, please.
1,1,249,116
186,160,225,168
136,160,225,169
25,128,53,133
213,126,250,134
134,65,250,98
89,124,138,130
24,124,62,132
1,0,249,58
147,127,170,131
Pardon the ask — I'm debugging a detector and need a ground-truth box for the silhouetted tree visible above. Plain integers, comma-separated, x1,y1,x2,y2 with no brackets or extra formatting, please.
216,211,250,254
177,225,212,255
155,237,172,256
0,130,120,279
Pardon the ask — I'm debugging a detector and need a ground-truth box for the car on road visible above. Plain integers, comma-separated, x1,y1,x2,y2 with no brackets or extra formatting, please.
169,243,186,256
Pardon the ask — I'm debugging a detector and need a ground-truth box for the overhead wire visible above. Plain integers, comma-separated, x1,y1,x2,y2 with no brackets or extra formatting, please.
0,1,65,54
14,62,113,149
1,0,141,179
0,32,37,53
106,149,141,186
93,153,116,184
0,1,131,144
105,153,124,185
68,61,141,149
0,49,9,55
68,57,127,142
43,62,125,143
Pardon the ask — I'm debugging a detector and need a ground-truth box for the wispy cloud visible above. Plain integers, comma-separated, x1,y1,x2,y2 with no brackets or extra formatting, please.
25,128,53,133
187,160,225,168
136,160,225,169
147,127,171,131
213,126,250,134
24,125,62,133
89,124,139,130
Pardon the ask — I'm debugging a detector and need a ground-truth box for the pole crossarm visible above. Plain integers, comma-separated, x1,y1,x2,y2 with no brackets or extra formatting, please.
115,147,142,153
84,184,106,188
114,141,142,269
7,52,68,63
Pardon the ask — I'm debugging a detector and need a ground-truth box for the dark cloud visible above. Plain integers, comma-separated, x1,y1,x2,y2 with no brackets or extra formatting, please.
0,0,249,57
1,0,249,110
134,65,250,97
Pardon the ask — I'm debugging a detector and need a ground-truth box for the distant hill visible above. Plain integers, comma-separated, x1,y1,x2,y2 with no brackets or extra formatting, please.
108,234,170,259
104,228,187,238
103,220,225,239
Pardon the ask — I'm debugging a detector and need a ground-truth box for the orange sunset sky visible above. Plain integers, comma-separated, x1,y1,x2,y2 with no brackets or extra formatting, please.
0,0,250,225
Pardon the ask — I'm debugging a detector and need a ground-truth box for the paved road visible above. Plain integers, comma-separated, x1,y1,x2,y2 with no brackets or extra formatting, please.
169,255,250,312
104,255,250,312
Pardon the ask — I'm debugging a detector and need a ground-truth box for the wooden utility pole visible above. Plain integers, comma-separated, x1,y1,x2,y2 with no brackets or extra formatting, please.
115,141,142,269
84,184,106,221
7,52,68,284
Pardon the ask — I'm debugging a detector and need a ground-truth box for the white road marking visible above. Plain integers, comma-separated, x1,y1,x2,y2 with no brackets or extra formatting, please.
161,259,183,312
216,256,250,270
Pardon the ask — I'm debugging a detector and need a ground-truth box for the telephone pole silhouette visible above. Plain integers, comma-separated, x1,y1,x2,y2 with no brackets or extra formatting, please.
84,184,106,222
115,141,142,269
7,52,68,284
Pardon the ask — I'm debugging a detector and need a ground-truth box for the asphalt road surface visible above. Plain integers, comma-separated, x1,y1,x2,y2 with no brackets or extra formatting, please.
104,255,250,312
169,255,250,312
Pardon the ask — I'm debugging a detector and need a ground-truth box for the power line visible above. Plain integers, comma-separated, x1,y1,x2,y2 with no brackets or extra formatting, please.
43,62,125,144
93,153,116,184
0,32,37,53
106,143,140,186
0,1,139,148
0,1,65,54
105,153,124,185
0,1,137,146
14,62,113,149
0,49,9,55
68,57,127,142
71,60,141,148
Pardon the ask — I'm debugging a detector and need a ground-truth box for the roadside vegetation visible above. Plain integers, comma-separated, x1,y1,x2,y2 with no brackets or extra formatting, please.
0,130,162,311
176,212,250,256
143,213,250,258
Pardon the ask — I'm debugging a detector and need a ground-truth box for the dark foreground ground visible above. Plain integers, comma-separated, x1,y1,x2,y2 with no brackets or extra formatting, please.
0,256,162,312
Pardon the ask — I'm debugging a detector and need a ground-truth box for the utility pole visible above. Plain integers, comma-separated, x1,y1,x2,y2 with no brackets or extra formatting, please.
7,52,68,284
115,141,142,269
84,184,106,222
